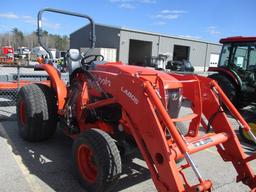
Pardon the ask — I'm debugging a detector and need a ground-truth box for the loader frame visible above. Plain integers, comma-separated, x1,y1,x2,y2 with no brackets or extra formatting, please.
39,61,256,191
73,64,256,192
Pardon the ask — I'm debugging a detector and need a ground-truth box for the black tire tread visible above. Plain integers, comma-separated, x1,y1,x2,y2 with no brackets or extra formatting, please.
17,83,57,141
208,73,237,105
73,128,122,192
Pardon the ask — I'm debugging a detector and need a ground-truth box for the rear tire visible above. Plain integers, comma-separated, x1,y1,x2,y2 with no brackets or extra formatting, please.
208,74,237,105
16,84,57,142
73,129,122,192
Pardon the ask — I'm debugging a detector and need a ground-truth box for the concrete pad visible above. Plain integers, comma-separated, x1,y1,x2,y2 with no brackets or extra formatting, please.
0,108,255,191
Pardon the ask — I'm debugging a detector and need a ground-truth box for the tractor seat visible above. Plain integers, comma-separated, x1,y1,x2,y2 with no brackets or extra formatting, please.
65,49,82,74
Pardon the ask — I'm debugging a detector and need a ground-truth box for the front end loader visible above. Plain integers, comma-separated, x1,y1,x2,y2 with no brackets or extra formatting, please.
16,8,256,192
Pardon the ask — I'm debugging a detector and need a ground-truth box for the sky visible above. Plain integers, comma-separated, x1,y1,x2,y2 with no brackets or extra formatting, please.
0,0,255,43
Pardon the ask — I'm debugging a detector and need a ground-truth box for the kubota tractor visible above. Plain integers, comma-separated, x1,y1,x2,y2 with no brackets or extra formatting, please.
17,9,256,192
208,36,256,143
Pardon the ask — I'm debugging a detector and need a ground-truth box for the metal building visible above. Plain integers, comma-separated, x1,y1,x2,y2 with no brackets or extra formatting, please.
70,24,222,71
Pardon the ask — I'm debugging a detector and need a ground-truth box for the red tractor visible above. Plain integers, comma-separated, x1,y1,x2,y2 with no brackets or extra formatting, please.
0,46,14,64
16,9,256,192
208,36,256,143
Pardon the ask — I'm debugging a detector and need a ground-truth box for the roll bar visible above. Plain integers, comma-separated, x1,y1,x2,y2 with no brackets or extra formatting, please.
37,8,96,59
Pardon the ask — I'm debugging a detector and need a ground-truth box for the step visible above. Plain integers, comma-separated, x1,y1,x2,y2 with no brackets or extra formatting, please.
186,132,228,153
170,132,229,160
173,113,198,122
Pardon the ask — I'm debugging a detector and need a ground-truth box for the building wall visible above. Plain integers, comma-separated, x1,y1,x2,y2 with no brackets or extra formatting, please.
118,30,221,69
70,25,120,50
119,30,159,63
159,37,206,66
158,36,221,69
70,24,222,70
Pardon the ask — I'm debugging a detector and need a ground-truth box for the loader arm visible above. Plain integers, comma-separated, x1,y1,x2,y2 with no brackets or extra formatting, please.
76,63,256,192
88,70,187,191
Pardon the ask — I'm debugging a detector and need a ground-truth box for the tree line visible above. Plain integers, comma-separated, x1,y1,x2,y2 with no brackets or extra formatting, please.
0,28,69,51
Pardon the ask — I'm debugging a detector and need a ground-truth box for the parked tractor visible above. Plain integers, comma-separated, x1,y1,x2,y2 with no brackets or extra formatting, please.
208,36,256,143
144,54,195,72
16,9,256,192
0,46,14,64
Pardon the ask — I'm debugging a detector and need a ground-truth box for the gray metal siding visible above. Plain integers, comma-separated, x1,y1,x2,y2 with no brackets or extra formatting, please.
70,26,90,49
159,36,210,67
70,25,121,49
70,24,222,70
119,30,159,63
119,31,221,67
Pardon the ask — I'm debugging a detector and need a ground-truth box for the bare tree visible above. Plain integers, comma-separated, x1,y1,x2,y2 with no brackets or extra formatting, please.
0,28,69,50
11,28,24,49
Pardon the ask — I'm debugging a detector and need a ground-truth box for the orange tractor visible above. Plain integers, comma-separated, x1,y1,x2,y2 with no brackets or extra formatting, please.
17,8,256,192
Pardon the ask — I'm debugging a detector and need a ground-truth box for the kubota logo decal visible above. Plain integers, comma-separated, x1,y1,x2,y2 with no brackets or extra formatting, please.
97,76,111,87
121,87,139,105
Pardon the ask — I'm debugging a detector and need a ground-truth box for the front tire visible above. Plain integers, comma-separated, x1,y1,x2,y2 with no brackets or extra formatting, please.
73,129,122,192
16,84,57,142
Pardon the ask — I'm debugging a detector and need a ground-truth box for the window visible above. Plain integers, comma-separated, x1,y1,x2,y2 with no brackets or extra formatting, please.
219,44,231,67
232,45,248,69
248,46,256,68
220,42,256,70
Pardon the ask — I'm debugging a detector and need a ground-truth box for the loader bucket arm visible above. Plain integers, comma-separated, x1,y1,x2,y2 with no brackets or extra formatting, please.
198,75,256,188
172,73,256,189
90,71,187,191
86,66,256,192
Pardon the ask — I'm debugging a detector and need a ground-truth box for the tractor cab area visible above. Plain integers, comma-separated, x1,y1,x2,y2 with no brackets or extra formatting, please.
208,36,256,106
219,37,256,79
208,36,256,144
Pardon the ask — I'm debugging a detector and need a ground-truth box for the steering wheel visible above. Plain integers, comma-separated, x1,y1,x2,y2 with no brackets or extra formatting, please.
248,65,256,71
81,54,104,66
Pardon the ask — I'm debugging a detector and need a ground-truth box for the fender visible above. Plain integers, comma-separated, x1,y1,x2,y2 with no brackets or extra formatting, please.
35,64,67,110
208,67,242,91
